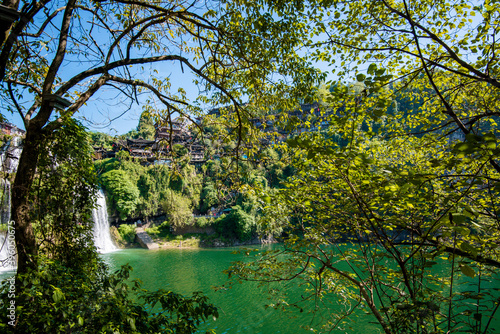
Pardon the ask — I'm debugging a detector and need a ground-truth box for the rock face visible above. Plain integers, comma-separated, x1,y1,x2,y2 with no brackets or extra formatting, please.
135,227,159,250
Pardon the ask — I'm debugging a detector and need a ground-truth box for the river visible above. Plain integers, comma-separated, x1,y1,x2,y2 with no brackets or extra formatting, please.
2,245,498,333
101,246,381,334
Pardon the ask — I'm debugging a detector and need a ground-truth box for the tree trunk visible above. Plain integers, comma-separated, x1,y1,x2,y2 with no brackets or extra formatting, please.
12,126,42,277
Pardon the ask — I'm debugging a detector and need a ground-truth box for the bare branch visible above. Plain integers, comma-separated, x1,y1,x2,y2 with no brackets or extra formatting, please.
22,6,66,38
41,0,76,96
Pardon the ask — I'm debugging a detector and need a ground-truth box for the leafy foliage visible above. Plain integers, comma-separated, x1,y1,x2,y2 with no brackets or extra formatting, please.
31,118,98,266
225,0,500,332
0,260,218,334
214,206,256,241
161,190,194,228
200,183,219,214
118,224,137,244
135,112,156,141
100,170,140,220
2,118,217,333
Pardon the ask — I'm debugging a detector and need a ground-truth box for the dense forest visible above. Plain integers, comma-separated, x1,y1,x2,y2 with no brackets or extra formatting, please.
90,110,295,245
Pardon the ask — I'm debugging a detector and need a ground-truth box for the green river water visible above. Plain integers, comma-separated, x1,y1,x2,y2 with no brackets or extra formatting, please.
101,246,382,334
1,245,498,333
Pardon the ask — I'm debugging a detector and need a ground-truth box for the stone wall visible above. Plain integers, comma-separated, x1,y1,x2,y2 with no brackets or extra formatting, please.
171,225,215,235
109,214,167,227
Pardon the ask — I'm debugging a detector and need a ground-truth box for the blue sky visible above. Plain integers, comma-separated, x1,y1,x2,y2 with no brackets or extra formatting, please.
1,2,337,137
4,59,202,136
1,3,212,136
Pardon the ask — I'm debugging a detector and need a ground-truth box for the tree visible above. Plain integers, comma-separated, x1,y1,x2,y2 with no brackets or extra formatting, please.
214,205,255,241
135,111,155,141
0,118,218,333
26,117,98,267
0,0,321,278
228,1,500,333
90,132,114,150
161,189,193,228
100,169,140,219
308,0,500,154
1,261,218,333
200,182,218,213
0,2,324,331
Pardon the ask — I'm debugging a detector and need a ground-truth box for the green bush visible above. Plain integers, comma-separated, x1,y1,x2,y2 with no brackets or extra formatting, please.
115,150,131,161
0,258,218,333
200,183,218,213
195,217,211,228
118,224,136,243
213,206,256,241
161,190,193,227
145,226,160,238
146,221,171,239
158,221,171,236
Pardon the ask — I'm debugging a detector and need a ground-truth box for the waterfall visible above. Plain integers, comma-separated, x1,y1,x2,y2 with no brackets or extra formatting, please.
0,134,21,271
1,179,10,225
0,233,16,272
0,179,15,272
1,136,22,174
92,189,117,253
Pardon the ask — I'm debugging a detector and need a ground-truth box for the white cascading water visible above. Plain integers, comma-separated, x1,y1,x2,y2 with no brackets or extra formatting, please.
92,189,117,253
0,136,22,174
0,179,15,272
1,179,11,224
0,135,21,272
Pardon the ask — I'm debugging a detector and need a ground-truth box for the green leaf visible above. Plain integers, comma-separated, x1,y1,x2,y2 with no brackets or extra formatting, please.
307,150,316,159
459,264,475,278
356,74,366,82
460,242,478,256
367,63,377,74
52,287,65,303
451,213,467,224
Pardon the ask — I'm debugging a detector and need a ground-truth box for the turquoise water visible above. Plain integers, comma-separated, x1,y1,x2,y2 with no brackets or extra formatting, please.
101,246,381,334
2,245,498,333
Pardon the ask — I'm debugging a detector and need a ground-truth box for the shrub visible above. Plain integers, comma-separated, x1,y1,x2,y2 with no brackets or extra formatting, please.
161,190,193,227
200,183,218,213
115,150,131,161
118,224,136,243
145,226,160,239
146,221,171,239
213,206,256,241
158,221,171,236
0,258,218,333
195,217,211,228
